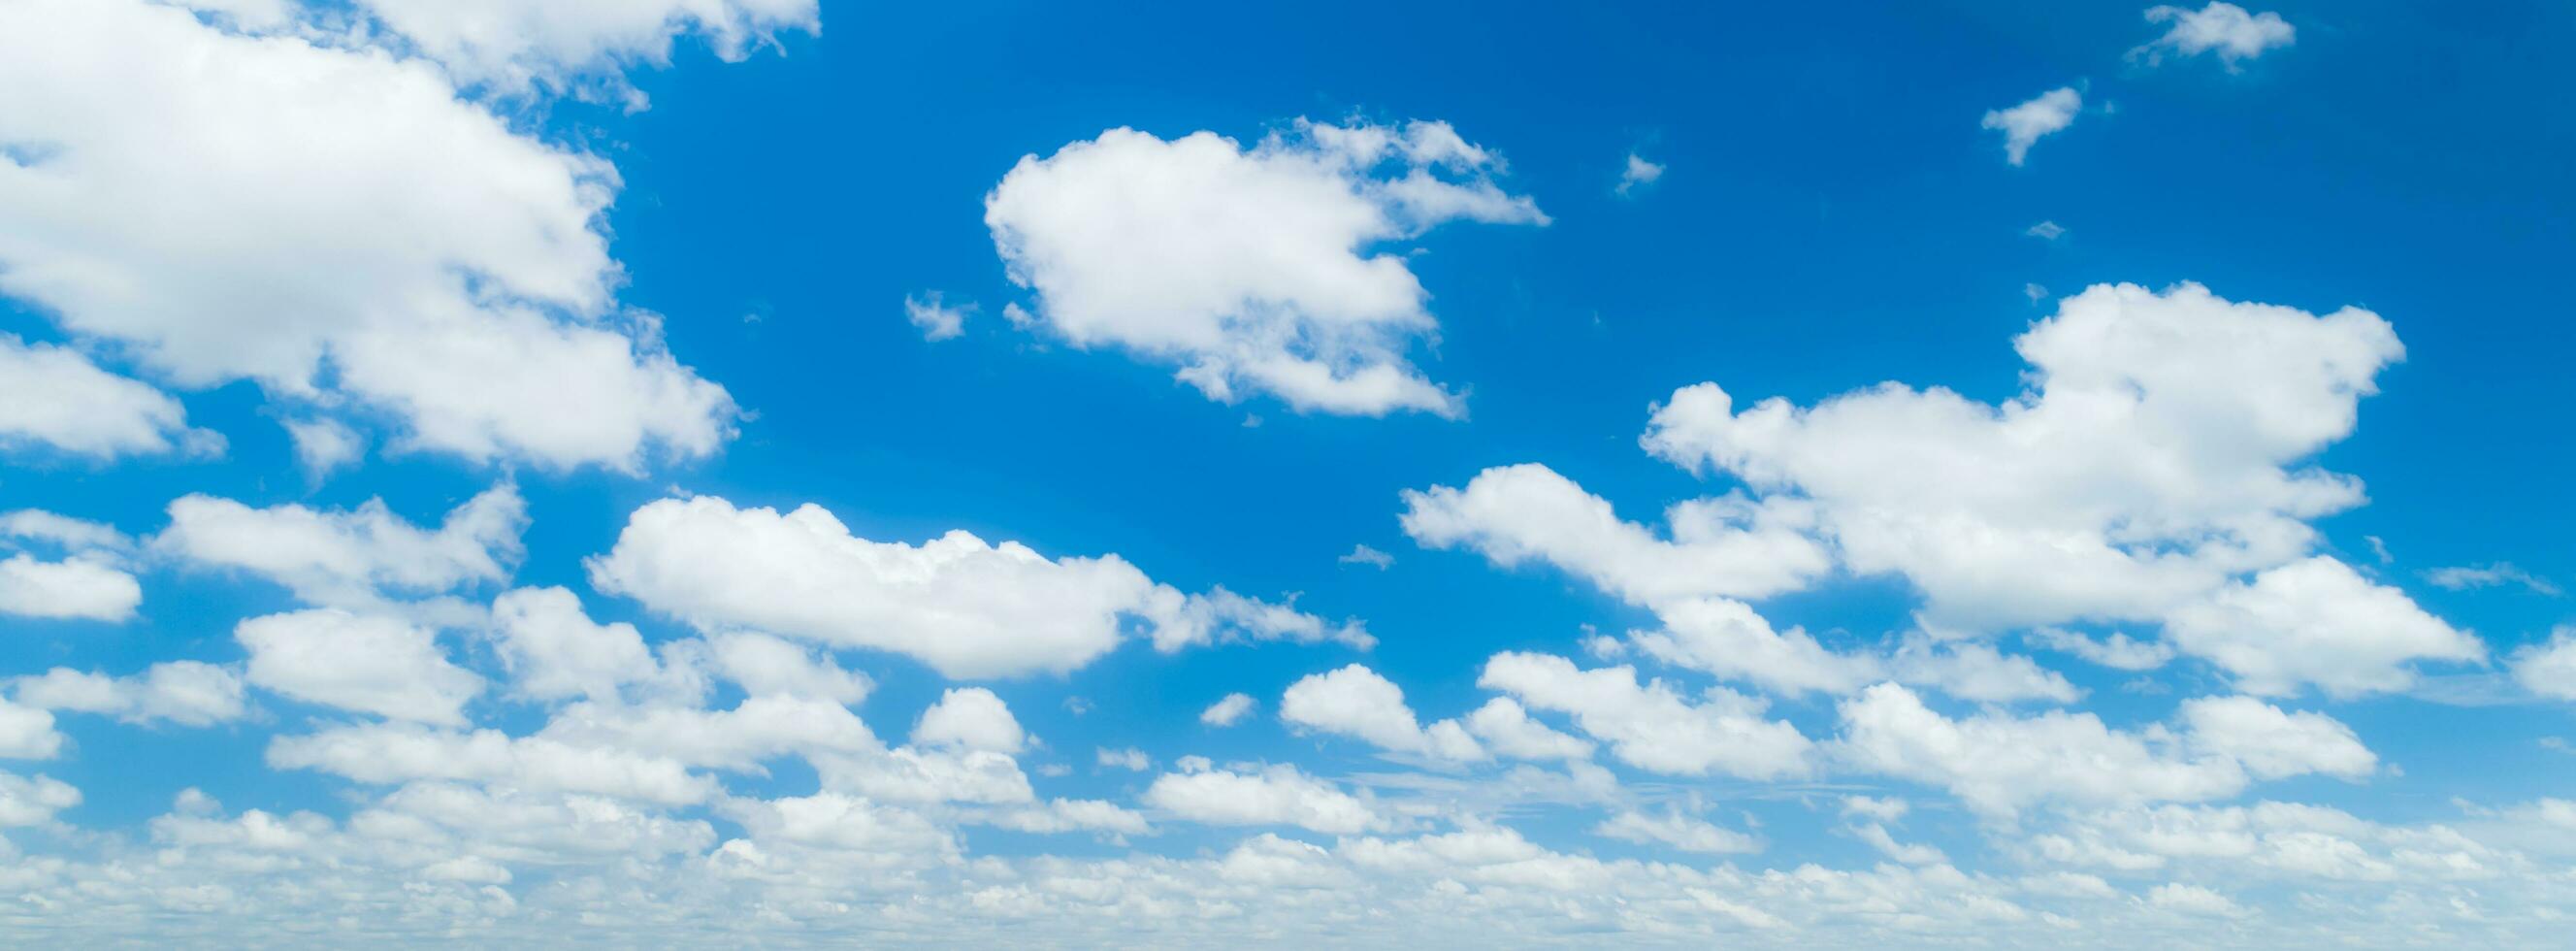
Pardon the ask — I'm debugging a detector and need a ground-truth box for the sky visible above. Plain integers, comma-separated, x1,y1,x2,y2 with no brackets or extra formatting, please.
0,0,2572,945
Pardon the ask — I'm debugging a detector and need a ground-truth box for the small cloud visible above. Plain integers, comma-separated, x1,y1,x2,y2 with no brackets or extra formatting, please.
2025,220,2066,241
1982,87,2081,166
1338,543,1394,570
1614,152,1665,197
2024,282,2049,305
2364,535,2394,564
2540,737,2571,754
1096,747,1152,771
1062,696,1093,716
904,291,974,342
2424,563,2561,597
283,416,365,484
2134,3,2295,71
1200,693,1255,727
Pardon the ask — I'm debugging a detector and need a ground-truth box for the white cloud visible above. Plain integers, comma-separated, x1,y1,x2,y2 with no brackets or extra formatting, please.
1626,596,1879,696
913,688,1027,754
547,695,881,773
1835,683,2371,817
1614,152,1664,197
489,586,658,703
0,0,734,472
1851,821,1945,866
1402,463,1831,606
157,485,525,609
2163,556,2483,697
0,770,80,827
1401,466,2071,703
1201,693,1256,727
904,292,972,342
2148,882,2249,918
588,495,1362,678
1479,652,1810,779
1459,698,1593,762
11,662,245,727
1595,808,1760,855
2026,220,2067,241
0,700,64,760
1143,764,1383,834
237,609,485,725
0,509,131,553
1980,87,2081,166
2136,3,2296,69
2029,628,2175,671
984,119,1546,417
0,554,141,622
1645,282,2412,639
987,798,1153,836
1096,747,1151,771
0,334,212,459
346,0,819,96
1338,543,1395,570
717,792,956,857
1403,465,2075,704
2511,627,2576,702
2424,562,2560,596
269,724,714,804
2176,695,2376,780
283,416,365,483
686,631,871,704
1280,664,1482,762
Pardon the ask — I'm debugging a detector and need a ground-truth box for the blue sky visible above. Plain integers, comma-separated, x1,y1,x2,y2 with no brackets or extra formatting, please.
1,0,2573,945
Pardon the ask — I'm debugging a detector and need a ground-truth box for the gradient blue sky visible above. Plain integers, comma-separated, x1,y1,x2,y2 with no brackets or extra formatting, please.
0,0,2571,945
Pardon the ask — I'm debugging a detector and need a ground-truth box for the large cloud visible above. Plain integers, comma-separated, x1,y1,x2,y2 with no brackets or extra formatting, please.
1643,282,2470,696
587,495,1369,678
985,119,1546,416
0,0,735,472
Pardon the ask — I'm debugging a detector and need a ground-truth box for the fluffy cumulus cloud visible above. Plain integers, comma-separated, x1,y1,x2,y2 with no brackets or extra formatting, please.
2511,627,2576,702
0,0,736,473
1402,463,1829,606
985,118,1546,417
489,586,660,703
237,609,486,725
1,5,2566,947
1280,664,1483,762
1981,86,2081,166
1479,652,1810,779
158,485,526,611
0,553,141,623
2162,557,2482,697
587,495,1366,677
1836,683,2373,817
1402,466,2074,703
1642,282,2472,697
1201,693,1256,727
11,663,246,728
1142,763,1384,834
912,688,1027,754
0,335,214,459
0,510,142,622
2136,3,2296,69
